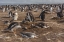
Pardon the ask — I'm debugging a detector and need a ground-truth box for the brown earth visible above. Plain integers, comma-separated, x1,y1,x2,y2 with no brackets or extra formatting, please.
0,10,64,42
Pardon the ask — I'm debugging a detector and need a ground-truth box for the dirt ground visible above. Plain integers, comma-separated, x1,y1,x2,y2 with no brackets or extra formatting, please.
0,9,64,42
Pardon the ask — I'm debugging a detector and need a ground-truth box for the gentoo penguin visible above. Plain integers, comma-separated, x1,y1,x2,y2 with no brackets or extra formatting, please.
3,21,28,31
9,11,13,18
4,22,18,30
50,6,53,14
20,32,37,38
39,10,46,21
31,22,49,28
56,6,63,18
13,12,18,21
3,8,5,12
36,22,45,28
25,12,34,22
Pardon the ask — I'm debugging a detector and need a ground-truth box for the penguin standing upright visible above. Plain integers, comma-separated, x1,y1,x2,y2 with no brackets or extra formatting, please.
39,10,45,21
13,12,18,21
9,11,13,17
3,8,5,12
50,6,53,14
56,6,63,18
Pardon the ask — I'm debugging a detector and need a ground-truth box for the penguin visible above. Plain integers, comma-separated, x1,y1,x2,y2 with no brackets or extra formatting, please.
9,11,13,18
3,21,28,32
57,6,63,18
25,12,34,22
4,22,18,30
20,32,37,38
39,10,46,21
13,12,18,21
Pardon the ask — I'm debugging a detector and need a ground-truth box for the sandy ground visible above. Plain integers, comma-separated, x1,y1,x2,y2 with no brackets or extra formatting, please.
0,10,64,42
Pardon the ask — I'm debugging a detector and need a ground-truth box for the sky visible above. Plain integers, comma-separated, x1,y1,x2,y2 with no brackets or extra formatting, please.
0,0,64,4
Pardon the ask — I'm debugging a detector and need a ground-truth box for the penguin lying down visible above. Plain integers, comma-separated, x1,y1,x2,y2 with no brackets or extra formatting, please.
2,21,29,32
20,32,37,38
31,22,50,28
1,22,24,32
